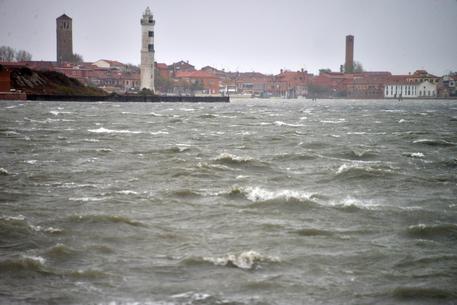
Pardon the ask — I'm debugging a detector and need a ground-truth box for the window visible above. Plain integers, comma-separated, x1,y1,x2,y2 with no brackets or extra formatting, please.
148,44,154,52
148,31,154,37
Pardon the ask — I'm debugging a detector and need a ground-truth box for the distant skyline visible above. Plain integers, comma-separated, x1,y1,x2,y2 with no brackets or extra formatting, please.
0,0,456,75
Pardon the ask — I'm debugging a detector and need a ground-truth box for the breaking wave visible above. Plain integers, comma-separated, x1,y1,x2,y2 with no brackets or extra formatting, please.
0,167,9,175
335,162,396,179
0,255,48,273
413,139,455,146
88,127,142,134
182,250,280,270
67,214,147,227
406,224,457,239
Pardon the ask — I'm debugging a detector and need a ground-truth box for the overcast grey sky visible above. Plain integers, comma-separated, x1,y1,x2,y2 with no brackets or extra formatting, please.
0,0,456,75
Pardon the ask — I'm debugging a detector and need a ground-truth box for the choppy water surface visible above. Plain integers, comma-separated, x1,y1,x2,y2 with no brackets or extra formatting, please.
1,99,457,305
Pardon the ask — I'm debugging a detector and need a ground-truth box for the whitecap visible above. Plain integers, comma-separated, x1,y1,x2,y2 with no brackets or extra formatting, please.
88,127,142,134
22,255,46,265
149,131,169,136
0,168,9,175
69,197,107,202
243,186,315,203
328,197,382,210
116,190,139,195
320,119,345,124
203,250,280,270
399,119,406,123
25,160,38,165
274,121,304,127
404,152,425,158
214,153,253,163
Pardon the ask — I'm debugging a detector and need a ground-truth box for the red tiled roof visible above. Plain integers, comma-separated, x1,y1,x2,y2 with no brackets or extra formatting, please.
175,71,218,79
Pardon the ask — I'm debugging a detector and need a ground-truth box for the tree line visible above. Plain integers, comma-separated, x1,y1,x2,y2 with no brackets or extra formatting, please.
0,46,33,62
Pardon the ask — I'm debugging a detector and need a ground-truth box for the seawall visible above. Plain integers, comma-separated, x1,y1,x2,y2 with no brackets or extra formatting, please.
27,94,230,103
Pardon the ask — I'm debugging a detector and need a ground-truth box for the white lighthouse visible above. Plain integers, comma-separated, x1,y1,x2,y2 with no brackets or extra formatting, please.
140,7,155,93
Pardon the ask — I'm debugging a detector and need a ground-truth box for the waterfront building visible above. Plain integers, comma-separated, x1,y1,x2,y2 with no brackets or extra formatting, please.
384,80,437,98
140,7,155,92
56,14,73,63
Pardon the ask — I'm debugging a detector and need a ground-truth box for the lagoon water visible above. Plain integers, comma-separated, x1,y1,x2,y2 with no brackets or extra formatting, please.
1,98,457,305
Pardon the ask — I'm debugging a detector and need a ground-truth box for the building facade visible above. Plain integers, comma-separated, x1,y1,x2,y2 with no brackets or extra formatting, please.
384,81,436,98
56,14,73,63
140,7,155,92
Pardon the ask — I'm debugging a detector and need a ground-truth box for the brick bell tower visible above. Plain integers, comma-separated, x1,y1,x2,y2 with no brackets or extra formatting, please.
56,14,73,63
140,7,155,92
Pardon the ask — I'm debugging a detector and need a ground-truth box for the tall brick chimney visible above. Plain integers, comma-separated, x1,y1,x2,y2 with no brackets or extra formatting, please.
345,35,354,74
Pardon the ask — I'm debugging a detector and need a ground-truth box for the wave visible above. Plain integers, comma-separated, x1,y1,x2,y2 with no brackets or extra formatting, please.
406,223,457,239
413,139,455,146
0,168,9,175
69,197,109,202
213,153,256,165
393,286,457,300
67,214,147,227
337,149,378,160
182,250,280,270
335,162,396,179
68,269,109,279
0,255,48,274
273,121,304,127
88,127,142,134
291,228,334,237
224,186,321,210
327,197,382,211
320,119,345,124
394,254,457,268
402,152,425,158
45,243,78,259
271,152,316,161
49,110,72,116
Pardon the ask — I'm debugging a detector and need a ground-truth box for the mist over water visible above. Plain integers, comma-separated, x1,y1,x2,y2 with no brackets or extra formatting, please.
1,99,457,305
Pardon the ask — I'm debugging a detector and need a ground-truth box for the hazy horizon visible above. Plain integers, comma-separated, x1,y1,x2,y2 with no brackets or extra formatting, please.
1,0,456,75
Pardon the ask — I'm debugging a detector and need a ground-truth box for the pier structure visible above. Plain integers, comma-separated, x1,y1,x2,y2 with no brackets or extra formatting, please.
140,7,155,93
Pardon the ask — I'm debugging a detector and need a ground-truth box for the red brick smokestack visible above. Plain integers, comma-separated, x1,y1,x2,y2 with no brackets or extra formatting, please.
345,35,354,74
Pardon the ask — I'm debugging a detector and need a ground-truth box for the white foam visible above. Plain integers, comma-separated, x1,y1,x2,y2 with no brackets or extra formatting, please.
411,152,425,158
22,255,46,265
88,127,142,134
215,153,253,162
69,197,107,202
398,119,406,123
243,186,315,202
150,131,169,135
117,190,139,195
274,121,304,127
203,250,280,270
0,168,9,175
25,160,38,165
320,119,345,124
328,196,382,210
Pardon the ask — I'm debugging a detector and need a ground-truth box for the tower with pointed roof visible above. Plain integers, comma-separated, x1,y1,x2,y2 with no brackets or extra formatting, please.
140,7,155,92
56,14,73,63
